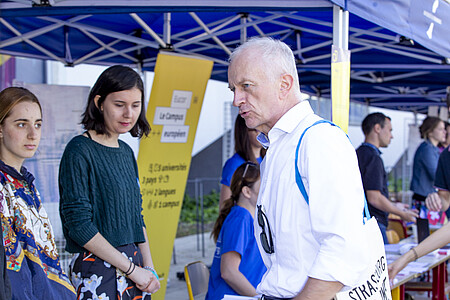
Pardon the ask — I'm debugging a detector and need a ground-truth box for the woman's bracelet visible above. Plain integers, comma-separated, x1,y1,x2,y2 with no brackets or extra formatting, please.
411,247,419,261
144,266,159,280
125,261,136,276
124,260,133,275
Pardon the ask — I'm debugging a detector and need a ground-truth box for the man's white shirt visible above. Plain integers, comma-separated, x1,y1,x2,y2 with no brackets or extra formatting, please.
255,101,371,298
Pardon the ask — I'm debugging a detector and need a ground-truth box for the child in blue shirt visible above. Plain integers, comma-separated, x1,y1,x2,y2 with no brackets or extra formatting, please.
206,162,266,299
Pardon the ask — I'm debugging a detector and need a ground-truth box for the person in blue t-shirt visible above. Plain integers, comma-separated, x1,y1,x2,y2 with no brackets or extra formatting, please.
206,162,266,300
219,115,265,210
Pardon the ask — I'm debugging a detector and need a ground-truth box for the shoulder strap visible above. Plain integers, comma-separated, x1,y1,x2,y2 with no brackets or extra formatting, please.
294,120,371,220
294,120,335,205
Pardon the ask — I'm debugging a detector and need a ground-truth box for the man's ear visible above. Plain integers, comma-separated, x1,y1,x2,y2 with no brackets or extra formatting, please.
373,123,381,134
94,95,102,111
279,74,294,99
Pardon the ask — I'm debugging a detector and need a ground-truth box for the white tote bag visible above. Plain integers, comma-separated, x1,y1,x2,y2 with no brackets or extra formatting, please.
295,120,392,300
334,216,391,300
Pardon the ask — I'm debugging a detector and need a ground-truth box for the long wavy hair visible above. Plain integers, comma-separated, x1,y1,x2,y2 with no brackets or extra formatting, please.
211,162,260,242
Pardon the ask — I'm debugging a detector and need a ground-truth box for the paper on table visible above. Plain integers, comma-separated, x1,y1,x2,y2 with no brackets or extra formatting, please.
391,261,430,287
385,243,405,254
222,296,259,300
400,261,430,274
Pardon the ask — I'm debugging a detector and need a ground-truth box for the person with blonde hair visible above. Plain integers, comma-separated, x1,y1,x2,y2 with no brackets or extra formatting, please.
0,87,75,299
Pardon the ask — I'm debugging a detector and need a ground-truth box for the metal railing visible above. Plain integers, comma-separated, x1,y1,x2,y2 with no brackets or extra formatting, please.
184,177,220,258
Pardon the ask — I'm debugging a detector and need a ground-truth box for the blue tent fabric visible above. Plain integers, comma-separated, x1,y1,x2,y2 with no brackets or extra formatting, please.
1,0,449,112
331,0,450,58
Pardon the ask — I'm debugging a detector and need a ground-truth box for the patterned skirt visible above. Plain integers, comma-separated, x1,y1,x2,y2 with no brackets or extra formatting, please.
70,244,151,300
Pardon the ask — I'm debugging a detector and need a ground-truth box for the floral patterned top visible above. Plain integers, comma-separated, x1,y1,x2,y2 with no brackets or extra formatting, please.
0,160,74,293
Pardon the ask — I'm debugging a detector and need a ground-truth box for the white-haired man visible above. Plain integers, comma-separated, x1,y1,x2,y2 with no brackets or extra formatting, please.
228,37,372,300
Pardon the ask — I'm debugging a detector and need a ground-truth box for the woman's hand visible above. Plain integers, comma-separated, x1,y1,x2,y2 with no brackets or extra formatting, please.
388,249,415,285
426,192,443,211
129,266,161,294
388,259,405,284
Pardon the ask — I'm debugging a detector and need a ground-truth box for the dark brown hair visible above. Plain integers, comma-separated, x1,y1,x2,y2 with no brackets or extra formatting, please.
81,65,150,138
0,87,42,124
361,112,391,136
234,115,266,162
211,162,260,243
419,116,443,139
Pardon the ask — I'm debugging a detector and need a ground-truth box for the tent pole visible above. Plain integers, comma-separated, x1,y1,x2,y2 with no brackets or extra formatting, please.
164,13,171,46
240,13,247,44
331,4,350,131
333,5,348,50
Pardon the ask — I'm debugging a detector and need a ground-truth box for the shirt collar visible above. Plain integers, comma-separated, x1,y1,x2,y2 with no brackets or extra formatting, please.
0,159,35,186
257,132,270,149
258,101,313,147
0,160,39,208
361,142,382,155
272,101,313,134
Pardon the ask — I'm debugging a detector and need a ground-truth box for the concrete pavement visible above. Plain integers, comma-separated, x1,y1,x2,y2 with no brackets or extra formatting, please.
164,232,216,300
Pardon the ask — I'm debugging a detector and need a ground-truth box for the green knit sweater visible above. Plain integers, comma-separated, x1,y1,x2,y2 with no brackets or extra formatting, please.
59,135,145,253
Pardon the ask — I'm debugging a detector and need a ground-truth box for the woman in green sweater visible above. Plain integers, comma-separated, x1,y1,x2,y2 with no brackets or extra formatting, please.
59,65,160,299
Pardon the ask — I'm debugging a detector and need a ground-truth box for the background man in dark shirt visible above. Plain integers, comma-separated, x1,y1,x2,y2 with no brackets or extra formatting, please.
356,112,418,243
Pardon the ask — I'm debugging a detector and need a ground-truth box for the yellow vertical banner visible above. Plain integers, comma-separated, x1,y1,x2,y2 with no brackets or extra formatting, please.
331,45,351,133
137,52,213,300
0,55,11,66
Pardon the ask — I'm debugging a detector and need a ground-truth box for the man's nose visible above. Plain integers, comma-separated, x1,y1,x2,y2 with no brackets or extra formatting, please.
232,90,244,107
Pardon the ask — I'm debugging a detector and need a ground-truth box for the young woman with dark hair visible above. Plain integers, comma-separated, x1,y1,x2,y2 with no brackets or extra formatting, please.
206,162,266,300
81,65,150,138
0,87,75,299
219,115,265,209
59,65,160,299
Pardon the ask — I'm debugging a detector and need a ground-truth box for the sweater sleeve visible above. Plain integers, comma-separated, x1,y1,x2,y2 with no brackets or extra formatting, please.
59,142,99,247
131,149,146,229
